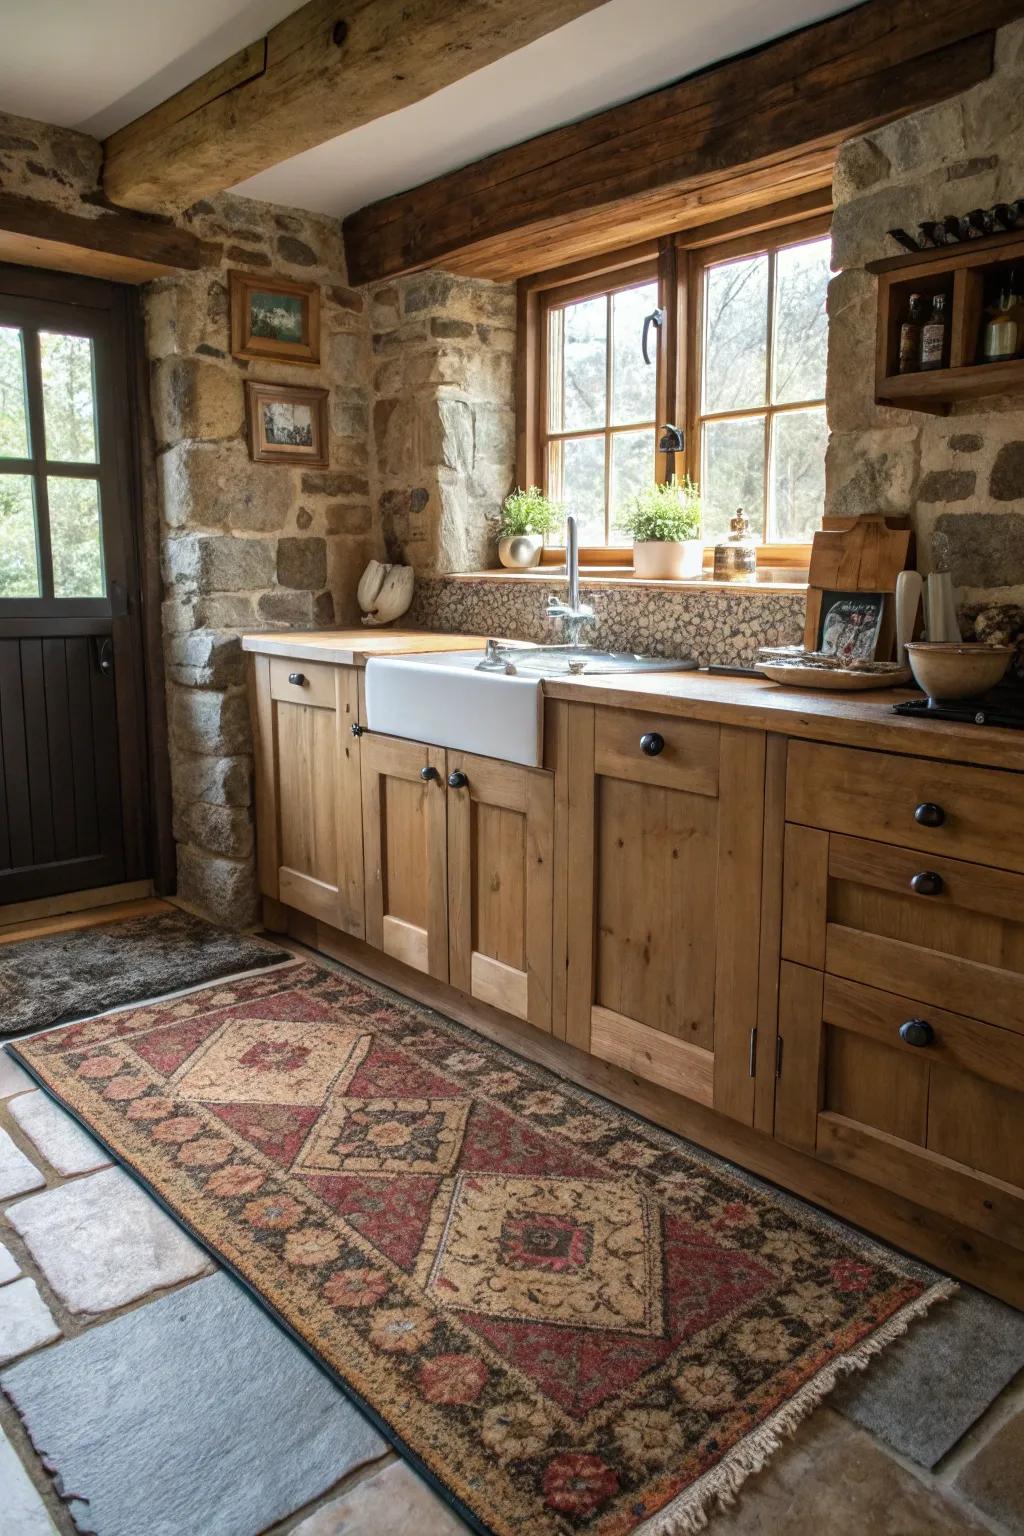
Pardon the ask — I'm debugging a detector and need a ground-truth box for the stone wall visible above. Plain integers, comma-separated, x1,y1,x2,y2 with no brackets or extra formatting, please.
368,272,516,574
826,19,1024,608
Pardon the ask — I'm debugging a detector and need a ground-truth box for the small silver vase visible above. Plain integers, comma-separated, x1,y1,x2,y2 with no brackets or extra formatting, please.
498,534,543,570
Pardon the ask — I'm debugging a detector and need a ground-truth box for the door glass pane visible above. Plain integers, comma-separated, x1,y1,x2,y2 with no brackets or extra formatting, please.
40,332,98,463
48,477,105,596
0,327,29,459
0,475,40,595
611,282,658,425
769,406,827,543
701,415,766,544
610,429,656,547
772,238,830,404
557,296,606,432
551,435,605,544
702,254,769,414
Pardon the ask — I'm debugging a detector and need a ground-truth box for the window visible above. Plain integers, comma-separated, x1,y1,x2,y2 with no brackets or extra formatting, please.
519,207,831,566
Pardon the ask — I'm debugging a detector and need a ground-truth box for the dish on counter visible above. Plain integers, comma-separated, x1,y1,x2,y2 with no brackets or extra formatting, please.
756,646,912,691
905,641,1013,702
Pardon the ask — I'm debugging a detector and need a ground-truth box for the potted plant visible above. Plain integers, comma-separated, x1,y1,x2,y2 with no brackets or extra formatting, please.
617,476,703,580
497,486,561,570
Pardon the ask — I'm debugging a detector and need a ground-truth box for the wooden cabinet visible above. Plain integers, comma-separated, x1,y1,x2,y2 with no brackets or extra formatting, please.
249,655,364,935
564,704,765,1123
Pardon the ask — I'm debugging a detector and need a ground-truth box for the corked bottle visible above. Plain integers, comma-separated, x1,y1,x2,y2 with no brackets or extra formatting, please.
919,293,948,371
898,294,927,374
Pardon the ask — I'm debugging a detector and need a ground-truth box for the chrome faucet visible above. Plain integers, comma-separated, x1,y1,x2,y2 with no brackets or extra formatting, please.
546,513,594,649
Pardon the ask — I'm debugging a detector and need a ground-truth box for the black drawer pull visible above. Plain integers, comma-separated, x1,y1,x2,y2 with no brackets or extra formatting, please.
914,802,945,828
420,765,440,783
448,770,468,790
910,870,944,897
899,1018,934,1048
640,732,665,757
351,722,364,737
287,671,305,686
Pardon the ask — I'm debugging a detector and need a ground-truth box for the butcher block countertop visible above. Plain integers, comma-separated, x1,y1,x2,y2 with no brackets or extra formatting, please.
242,629,1024,772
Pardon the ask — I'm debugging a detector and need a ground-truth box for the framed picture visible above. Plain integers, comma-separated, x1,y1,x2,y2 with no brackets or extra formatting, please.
245,381,329,467
229,270,320,365
816,590,892,662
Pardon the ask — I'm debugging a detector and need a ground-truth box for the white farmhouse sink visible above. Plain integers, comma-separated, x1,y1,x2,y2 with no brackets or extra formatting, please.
365,651,545,767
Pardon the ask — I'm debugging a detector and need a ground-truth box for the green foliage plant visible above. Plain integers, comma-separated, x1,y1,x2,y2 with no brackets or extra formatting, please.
617,476,702,544
499,486,561,538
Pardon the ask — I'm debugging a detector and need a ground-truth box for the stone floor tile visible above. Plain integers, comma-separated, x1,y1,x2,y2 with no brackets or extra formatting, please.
0,1048,33,1099
0,1239,20,1284
0,1423,58,1533
0,1277,61,1364
0,1125,45,1200
291,1458,470,1535
6,1166,211,1314
954,1411,1024,1531
710,1409,991,1535
9,1091,111,1177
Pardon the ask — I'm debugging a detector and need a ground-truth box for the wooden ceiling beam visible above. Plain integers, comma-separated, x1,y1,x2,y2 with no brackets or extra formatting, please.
101,0,610,214
0,193,205,284
344,0,1023,285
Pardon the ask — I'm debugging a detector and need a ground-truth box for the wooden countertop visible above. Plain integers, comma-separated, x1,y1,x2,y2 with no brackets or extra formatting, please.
241,629,488,665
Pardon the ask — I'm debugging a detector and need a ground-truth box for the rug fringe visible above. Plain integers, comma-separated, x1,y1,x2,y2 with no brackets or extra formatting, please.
636,1277,958,1536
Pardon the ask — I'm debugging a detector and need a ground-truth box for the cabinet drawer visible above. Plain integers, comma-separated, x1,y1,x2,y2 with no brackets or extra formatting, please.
594,707,719,795
787,739,1024,872
269,657,338,710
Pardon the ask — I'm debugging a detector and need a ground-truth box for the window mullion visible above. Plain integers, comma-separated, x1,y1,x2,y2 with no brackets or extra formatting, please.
763,249,777,544
21,328,54,601
603,292,613,543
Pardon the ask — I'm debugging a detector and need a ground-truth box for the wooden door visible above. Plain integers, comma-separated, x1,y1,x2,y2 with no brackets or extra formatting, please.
361,732,448,980
565,705,764,1123
0,267,150,905
776,822,1024,1251
446,750,554,1030
250,656,364,934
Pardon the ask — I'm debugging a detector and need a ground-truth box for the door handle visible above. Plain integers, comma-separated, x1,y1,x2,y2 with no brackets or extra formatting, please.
94,636,114,675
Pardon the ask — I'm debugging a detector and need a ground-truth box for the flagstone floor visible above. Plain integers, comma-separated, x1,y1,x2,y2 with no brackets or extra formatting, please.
0,930,1022,1535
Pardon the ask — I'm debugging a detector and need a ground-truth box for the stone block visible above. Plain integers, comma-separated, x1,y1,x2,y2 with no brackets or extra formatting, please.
918,469,976,502
327,329,366,385
170,686,251,757
276,234,317,267
0,1049,32,1099
374,397,418,475
0,1242,20,1285
277,537,327,590
9,1093,109,1177
826,429,921,519
990,441,1024,501
0,1425,58,1535
331,401,369,441
144,272,228,360
291,1457,465,1534
954,1412,1024,1531
948,433,984,454
165,630,246,689
370,285,400,329
163,534,276,595
832,135,892,203
421,398,473,472
176,843,259,927
325,502,372,535
401,272,457,314
301,470,370,498
151,357,244,446
193,594,257,629
159,440,295,532
868,98,967,179
0,1280,61,1365
932,511,1024,589
256,589,334,627
173,801,254,860
472,403,514,467
170,753,251,809
0,1127,45,1201
326,284,364,314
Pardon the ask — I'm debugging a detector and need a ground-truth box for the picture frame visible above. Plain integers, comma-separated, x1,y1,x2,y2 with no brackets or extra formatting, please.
815,589,892,662
245,381,329,467
229,270,321,366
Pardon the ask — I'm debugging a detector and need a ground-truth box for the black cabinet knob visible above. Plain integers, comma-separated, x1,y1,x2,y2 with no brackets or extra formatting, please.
899,1017,934,1048
914,802,945,828
420,765,440,783
448,770,468,790
640,732,665,757
910,870,944,896
287,671,305,686
351,722,364,737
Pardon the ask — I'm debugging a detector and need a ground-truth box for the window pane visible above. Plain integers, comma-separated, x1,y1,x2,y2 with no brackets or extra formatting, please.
611,282,658,426
0,327,29,459
48,477,105,597
610,429,656,547
551,435,605,544
701,415,766,544
555,296,606,432
702,255,768,414
772,238,830,405
0,475,40,595
40,332,98,463
769,406,826,543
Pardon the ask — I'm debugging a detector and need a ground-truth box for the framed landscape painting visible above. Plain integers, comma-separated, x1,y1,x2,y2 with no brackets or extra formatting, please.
245,381,329,466
229,270,320,365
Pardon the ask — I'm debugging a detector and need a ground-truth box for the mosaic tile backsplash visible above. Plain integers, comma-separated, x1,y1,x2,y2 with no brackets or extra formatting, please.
408,577,806,668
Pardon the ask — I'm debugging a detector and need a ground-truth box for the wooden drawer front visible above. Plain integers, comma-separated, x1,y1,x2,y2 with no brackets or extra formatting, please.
595,707,719,795
787,739,1024,872
269,657,338,710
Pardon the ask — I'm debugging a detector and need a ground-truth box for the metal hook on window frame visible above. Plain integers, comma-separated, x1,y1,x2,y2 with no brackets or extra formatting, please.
641,307,665,366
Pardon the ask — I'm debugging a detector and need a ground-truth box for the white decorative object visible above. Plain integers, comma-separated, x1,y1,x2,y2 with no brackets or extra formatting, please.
925,571,959,642
358,559,414,628
633,539,703,581
498,534,544,569
895,570,924,664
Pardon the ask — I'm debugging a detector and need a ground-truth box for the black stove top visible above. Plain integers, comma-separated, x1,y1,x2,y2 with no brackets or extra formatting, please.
892,685,1024,729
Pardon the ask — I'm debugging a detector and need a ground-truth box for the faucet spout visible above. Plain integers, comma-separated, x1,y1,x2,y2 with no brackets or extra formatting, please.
545,510,594,648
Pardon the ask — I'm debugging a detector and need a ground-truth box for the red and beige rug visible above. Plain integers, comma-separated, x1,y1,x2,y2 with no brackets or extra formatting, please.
10,960,953,1536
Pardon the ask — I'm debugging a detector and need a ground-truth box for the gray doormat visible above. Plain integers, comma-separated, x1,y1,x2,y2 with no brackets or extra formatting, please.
0,1270,386,1536
833,1283,1024,1466
0,909,289,1036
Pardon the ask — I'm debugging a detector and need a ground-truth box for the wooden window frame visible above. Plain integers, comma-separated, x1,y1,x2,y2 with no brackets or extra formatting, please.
517,195,831,573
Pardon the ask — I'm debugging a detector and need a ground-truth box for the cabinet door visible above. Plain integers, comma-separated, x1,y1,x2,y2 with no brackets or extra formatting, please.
565,705,764,1123
250,656,364,934
446,750,554,1030
361,733,448,980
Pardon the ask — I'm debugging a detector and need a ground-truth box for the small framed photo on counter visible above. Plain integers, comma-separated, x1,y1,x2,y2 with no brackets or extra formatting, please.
816,590,892,662
245,380,329,467
229,270,320,365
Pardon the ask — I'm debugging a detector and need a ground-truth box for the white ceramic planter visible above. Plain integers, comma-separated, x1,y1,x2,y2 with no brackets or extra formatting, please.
632,539,703,580
498,533,544,570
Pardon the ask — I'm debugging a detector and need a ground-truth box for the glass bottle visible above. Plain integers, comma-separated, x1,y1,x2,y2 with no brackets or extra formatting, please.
713,507,757,582
898,293,927,374
919,293,948,371
983,277,1019,363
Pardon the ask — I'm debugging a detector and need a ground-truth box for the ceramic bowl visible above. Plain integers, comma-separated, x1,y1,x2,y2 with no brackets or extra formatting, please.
905,641,1013,702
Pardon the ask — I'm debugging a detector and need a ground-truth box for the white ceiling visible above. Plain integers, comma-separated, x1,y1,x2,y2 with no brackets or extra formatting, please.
0,0,853,219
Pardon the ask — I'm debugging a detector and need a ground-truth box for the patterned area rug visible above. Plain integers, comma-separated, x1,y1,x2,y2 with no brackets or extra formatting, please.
9,961,953,1536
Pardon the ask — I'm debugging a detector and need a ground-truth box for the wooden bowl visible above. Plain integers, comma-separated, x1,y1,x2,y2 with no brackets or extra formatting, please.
905,642,1013,702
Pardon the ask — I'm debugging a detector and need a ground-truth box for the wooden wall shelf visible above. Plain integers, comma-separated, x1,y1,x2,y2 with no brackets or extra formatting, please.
868,233,1024,414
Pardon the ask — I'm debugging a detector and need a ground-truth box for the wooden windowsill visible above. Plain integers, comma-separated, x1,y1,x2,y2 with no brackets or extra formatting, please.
437,568,809,593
